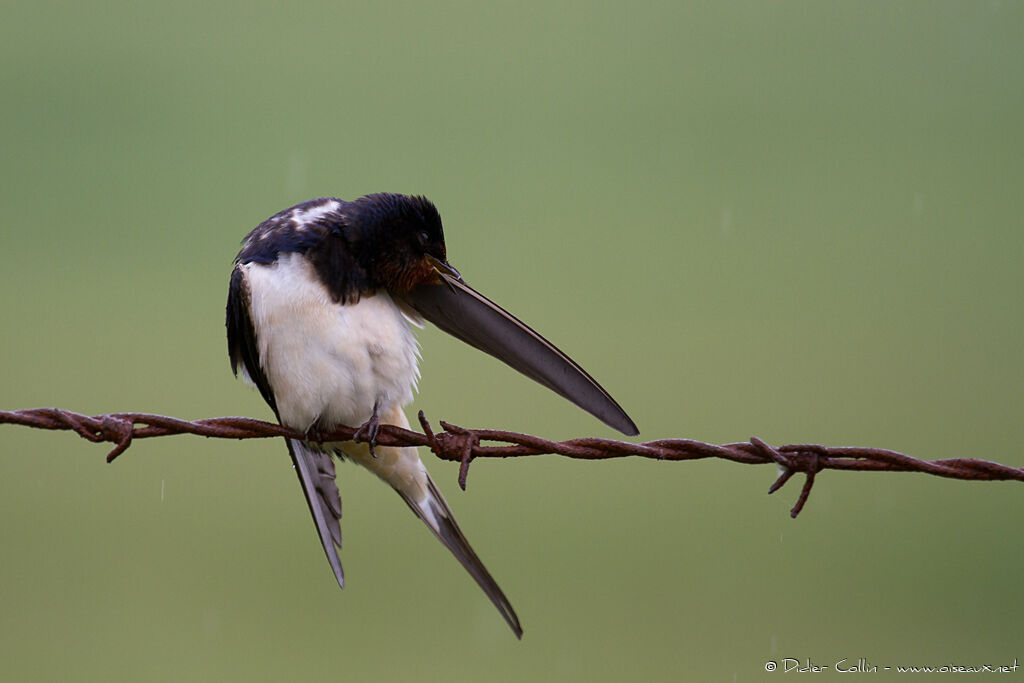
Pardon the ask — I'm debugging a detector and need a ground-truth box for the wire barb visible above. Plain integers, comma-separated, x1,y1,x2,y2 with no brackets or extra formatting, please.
3,407,1022,517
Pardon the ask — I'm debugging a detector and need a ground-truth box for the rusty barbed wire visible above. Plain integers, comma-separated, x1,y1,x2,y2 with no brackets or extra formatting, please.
2,407,1022,518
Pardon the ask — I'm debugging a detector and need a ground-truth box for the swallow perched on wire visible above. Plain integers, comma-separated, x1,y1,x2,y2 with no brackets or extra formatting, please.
225,193,638,638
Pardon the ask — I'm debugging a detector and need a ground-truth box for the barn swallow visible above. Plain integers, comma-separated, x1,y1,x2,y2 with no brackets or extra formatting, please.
225,193,638,639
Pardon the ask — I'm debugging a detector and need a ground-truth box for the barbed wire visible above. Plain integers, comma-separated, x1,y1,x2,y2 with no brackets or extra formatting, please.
2,407,1021,518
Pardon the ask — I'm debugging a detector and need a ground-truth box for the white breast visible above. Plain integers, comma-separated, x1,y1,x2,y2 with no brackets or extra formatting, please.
242,252,420,432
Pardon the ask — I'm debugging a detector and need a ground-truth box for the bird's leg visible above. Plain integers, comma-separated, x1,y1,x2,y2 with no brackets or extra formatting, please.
304,420,329,447
354,399,382,458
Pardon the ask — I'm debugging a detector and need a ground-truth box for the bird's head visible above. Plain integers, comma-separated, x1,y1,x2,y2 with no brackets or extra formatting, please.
345,193,461,293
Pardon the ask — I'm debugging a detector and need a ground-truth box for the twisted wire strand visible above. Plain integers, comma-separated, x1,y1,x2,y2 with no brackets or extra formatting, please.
2,407,1021,518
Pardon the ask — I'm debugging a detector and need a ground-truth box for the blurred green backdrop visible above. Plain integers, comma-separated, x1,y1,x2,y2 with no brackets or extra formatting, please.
2,1,1022,681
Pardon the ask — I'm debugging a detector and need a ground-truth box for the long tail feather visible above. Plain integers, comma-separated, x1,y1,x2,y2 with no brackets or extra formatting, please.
286,438,345,587
343,406,523,638
396,475,523,639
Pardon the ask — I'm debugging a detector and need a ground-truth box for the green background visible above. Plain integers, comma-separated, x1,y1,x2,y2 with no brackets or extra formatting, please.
2,2,1022,681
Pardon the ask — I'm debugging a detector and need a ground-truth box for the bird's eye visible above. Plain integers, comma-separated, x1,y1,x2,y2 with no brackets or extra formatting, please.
418,230,430,245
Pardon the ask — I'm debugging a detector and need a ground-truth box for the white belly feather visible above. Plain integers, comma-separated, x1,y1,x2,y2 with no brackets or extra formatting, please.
242,252,420,433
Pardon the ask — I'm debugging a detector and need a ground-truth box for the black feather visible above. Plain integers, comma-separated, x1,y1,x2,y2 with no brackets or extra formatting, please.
226,266,276,412
234,197,382,304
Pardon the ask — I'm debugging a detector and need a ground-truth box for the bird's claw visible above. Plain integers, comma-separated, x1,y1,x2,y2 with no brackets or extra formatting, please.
304,423,328,446
354,403,382,458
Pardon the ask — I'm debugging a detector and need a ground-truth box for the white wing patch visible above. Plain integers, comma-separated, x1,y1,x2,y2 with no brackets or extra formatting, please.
290,199,340,231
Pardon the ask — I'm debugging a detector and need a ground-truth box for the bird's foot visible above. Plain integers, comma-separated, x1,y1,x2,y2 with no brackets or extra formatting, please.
354,401,382,458
304,423,329,447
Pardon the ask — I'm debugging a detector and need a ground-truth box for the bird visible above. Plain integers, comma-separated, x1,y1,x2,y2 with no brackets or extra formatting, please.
225,192,638,639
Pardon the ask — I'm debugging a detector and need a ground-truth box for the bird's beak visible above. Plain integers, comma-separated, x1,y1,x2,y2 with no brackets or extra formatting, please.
401,258,638,436
424,253,462,282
